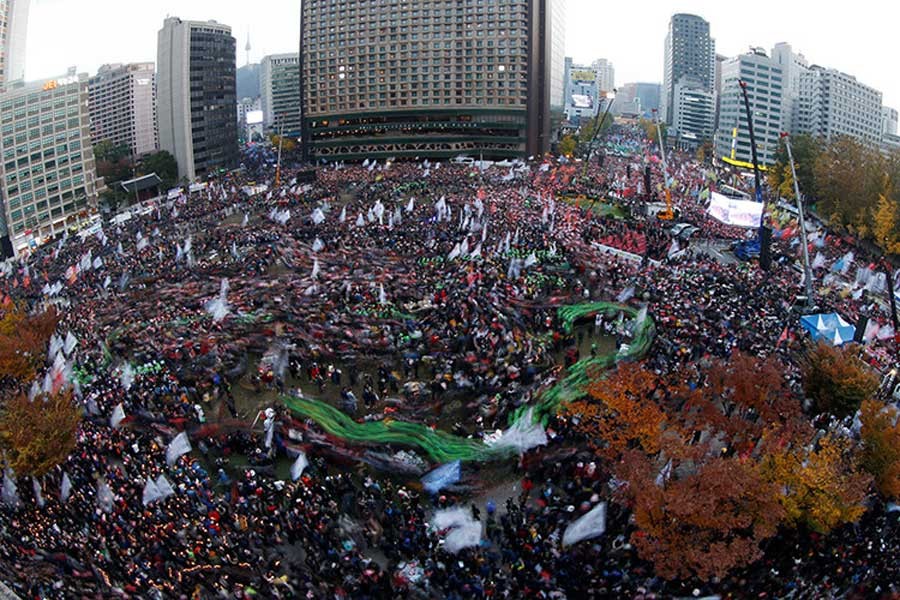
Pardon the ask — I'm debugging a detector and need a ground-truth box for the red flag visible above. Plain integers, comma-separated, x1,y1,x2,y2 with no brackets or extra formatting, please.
776,327,789,348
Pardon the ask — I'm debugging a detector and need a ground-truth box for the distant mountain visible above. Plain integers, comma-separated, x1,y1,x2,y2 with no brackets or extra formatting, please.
237,64,260,99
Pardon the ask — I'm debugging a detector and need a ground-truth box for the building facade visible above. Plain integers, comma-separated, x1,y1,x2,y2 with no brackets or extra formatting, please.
714,48,783,167
617,82,660,118
300,0,565,162
661,13,715,125
0,0,29,86
88,63,158,157
157,17,238,181
0,72,99,256
591,58,615,94
797,66,882,145
671,78,716,147
563,58,597,123
882,106,897,138
260,53,301,137
770,42,808,135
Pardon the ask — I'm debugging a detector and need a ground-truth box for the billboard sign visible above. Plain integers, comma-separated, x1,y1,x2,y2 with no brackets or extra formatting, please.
707,191,763,228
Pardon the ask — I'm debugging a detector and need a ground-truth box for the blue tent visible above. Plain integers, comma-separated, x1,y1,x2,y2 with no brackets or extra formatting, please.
800,313,856,346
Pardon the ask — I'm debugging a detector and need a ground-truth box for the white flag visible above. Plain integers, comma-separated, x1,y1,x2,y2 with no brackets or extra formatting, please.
110,403,126,428
142,478,161,506
120,363,135,391
562,502,607,547
166,432,192,466
32,477,45,508
290,452,309,481
155,475,175,499
60,473,72,502
812,252,826,270
2,470,19,507
64,331,78,355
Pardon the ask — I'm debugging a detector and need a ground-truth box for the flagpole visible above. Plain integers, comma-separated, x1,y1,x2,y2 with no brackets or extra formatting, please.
782,133,814,309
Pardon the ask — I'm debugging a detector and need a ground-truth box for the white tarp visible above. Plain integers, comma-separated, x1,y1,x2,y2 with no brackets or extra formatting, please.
485,408,548,454
432,507,482,553
707,192,764,228
562,502,607,546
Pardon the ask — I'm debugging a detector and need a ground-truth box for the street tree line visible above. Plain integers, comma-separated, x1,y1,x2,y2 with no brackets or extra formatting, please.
768,134,900,255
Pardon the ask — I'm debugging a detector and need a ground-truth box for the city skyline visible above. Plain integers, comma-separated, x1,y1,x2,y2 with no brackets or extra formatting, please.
21,0,900,110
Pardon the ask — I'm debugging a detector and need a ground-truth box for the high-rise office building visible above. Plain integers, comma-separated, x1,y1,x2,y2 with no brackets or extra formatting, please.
88,63,158,157
797,66,882,145
661,13,715,125
883,106,898,138
671,78,716,147
715,48,783,167
261,53,301,137
157,17,238,181
0,72,99,256
0,0,30,86
591,58,615,94
770,42,808,135
563,57,617,123
300,0,565,161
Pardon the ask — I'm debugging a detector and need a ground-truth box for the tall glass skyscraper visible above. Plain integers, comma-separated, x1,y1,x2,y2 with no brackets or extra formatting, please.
661,13,715,125
300,0,565,161
157,17,239,181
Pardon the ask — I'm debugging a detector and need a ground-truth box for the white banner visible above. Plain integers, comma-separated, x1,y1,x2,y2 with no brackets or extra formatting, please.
707,192,763,228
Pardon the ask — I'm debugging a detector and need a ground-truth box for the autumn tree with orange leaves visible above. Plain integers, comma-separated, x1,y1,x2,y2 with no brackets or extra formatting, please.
859,399,900,499
0,390,81,477
564,351,875,581
0,300,58,391
760,433,871,533
563,362,670,459
617,451,784,581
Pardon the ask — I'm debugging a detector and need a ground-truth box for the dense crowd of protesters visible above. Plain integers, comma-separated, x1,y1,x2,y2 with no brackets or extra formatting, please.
0,126,897,598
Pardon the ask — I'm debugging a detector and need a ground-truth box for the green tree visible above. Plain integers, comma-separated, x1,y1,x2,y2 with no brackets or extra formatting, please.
696,141,714,164
800,341,880,418
769,134,819,201
138,150,178,190
813,136,884,237
558,135,577,157
578,113,614,148
93,140,132,163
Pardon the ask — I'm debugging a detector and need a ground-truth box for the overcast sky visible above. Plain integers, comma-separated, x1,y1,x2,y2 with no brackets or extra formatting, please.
24,0,900,109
